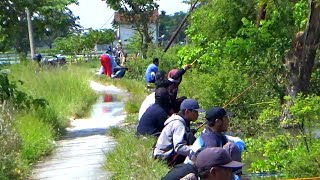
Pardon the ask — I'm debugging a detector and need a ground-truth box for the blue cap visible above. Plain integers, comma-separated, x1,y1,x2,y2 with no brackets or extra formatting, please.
180,99,204,112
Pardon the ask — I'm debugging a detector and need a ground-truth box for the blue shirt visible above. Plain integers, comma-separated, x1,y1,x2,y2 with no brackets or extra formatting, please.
145,63,158,83
107,54,117,74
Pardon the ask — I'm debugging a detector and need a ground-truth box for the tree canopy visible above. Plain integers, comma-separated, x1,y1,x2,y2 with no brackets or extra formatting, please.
0,0,80,53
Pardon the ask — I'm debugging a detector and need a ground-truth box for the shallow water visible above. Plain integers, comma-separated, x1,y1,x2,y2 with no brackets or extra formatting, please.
31,82,126,180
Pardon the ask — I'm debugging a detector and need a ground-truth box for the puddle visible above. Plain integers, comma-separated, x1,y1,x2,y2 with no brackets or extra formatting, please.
31,82,126,180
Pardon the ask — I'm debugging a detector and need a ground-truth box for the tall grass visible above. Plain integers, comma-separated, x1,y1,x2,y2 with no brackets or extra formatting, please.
15,113,54,163
106,118,169,179
0,61,97,179
10,62,97,127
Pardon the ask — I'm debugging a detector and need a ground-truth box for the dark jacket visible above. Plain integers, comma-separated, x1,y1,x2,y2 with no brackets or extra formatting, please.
162,163,198,180
136,103,168,136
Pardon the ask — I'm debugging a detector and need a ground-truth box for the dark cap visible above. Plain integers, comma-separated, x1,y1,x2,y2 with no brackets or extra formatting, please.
180,99,204,112
196,147,244,171
205,106,234,121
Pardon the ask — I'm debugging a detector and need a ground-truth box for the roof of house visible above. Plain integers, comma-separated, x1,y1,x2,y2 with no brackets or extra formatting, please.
114,9,159,24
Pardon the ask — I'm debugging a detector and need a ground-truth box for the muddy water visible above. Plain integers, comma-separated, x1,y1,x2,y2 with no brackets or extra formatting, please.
30,82,126,180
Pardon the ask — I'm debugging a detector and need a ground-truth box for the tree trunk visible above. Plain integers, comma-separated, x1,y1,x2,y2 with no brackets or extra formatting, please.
256,2,267,28
283,0,320,119
141,17,152,59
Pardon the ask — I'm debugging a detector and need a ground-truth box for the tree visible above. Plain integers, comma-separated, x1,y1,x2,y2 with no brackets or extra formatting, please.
0,0,79,54
103,0,158,58
159,11,187,44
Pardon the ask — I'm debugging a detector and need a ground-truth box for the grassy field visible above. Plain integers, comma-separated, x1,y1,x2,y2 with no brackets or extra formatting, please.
0,61,98,179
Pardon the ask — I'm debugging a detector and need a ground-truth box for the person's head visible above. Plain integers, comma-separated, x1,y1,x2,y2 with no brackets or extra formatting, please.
180,99,204,122
118,40,122,44
168,69,182,85
196,147,244,180
205,107,233,132
153,57,159,66
155,87,171,107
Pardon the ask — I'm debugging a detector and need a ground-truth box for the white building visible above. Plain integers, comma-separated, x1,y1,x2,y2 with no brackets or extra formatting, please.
114,10,159,45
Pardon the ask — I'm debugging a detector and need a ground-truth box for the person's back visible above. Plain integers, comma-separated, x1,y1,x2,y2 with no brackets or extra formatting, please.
138,92,155,120
137,103,168,136
136,88,170,136
145,58,159,83
100,54,112,77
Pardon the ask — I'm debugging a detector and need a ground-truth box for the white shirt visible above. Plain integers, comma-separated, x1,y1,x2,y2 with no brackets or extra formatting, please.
138,92,155,120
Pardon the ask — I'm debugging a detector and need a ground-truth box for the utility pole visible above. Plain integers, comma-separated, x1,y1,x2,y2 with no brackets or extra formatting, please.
26,7,35,59
163,0,199,52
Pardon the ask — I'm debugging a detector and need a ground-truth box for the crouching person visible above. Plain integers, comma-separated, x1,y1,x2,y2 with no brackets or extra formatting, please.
154,99,204,166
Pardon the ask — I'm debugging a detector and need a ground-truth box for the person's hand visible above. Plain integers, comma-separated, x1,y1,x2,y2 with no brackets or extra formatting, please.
223,142,231,148
183,64,192,70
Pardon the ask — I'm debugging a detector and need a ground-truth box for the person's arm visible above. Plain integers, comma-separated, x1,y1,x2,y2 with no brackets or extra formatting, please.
172,122,190,156
170,64,192,80
226,135,245,152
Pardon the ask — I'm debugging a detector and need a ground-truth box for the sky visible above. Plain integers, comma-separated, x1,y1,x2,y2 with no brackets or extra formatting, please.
68,0,190,30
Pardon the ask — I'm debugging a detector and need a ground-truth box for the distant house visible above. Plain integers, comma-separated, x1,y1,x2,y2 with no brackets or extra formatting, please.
114,10,159,45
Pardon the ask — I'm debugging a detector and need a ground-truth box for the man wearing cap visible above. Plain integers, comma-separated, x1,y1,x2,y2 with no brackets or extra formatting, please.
154,99,204,166
196,147,244,180
137,88,171,136
184,106,245,177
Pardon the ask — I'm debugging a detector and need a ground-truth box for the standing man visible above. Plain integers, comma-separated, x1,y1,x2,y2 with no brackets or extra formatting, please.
154,98,204,166
145,57,159,84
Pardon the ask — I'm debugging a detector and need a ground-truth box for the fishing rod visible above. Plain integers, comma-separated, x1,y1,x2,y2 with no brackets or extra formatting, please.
194,76,264,132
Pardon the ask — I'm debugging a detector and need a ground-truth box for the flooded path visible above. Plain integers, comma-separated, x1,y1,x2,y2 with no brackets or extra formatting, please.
31,82,126,180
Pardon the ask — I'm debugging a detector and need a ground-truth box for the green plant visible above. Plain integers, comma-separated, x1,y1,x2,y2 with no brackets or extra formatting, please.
105,130,168,179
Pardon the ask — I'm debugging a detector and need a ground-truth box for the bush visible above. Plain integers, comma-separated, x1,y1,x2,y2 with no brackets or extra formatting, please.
15,113,54,163
0,110,25,180
106,129,168,179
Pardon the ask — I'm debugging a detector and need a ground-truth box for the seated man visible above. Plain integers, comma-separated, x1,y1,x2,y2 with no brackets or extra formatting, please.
154,99,204,166
185,107,245,177
196,147,244,180
136,88,171,136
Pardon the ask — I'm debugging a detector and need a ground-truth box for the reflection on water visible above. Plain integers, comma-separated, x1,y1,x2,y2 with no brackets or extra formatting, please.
90,94,124,121
65,93,125,139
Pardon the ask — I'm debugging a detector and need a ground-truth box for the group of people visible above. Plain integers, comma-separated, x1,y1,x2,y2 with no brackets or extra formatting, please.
98,41,128,79
136,58,248,180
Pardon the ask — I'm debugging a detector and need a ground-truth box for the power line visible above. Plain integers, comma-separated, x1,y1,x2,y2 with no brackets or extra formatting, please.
99,14,114,30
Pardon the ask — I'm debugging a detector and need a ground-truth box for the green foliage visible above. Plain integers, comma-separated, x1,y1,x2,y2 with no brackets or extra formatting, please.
0,0,79,53
159,11,187,43
106,129,168,179
10,62,97,123
104,0,159,57
0,111,25,180
0,61,98,179
52,29,115,55
15,113,54,163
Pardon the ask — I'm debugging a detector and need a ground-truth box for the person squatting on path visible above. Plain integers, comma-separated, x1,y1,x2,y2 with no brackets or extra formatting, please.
136,88,171,136
139,64,192,121
145,57,159,84
100,52,117,77
154,99,204,166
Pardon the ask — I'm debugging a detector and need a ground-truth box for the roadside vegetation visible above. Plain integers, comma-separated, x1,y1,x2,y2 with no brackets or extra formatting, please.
0,62,97,179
